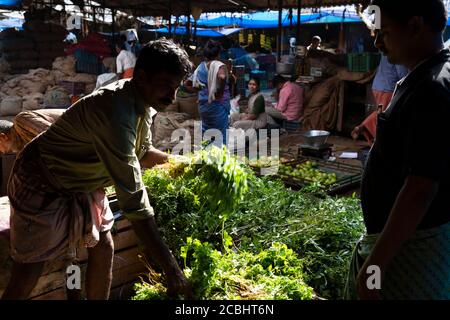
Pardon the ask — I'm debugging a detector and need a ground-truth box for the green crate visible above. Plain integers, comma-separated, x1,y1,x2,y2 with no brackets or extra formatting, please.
347,53,381,72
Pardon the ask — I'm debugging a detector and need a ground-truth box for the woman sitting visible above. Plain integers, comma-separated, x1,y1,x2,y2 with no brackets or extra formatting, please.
230,78,267,130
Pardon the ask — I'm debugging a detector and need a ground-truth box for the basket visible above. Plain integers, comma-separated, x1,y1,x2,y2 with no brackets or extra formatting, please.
347,53,381,72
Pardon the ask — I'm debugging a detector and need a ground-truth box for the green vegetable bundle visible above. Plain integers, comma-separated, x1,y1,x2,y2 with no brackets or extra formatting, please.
133,235,314,300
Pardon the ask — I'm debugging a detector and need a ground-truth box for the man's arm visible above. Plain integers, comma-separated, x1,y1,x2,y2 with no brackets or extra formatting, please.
356,175,438,299
275,86,289,113
214,65,227,100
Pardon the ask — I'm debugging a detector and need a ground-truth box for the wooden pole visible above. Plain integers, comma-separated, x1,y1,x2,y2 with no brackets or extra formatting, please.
277,0,282,62
92,6,97,32
168,0,172,38
186,0,191,43
296,0,302,44
111,8,116,43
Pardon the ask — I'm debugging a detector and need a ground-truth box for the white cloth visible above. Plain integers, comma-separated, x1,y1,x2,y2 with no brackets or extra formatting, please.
207,60,228,104
95,73,119,90
116,50,137,73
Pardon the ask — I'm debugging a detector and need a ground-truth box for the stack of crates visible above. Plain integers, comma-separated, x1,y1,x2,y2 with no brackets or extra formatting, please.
233,65,246,97
74,49,103,75
347,53,381,72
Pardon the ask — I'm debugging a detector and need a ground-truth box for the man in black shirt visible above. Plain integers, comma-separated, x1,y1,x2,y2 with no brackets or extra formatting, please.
346,0,450,300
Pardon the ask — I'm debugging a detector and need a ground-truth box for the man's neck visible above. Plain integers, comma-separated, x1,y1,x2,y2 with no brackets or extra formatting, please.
404,37,444,70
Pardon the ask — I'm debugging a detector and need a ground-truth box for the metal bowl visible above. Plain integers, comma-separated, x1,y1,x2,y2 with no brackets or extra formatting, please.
302,130,330,147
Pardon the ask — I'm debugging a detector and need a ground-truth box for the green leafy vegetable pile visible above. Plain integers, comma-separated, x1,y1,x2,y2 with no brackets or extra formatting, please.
134,235,314,300
136,147,365,300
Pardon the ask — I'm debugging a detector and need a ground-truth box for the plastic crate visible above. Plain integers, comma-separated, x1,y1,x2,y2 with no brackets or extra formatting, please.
76,61,101,75
347,53,381,72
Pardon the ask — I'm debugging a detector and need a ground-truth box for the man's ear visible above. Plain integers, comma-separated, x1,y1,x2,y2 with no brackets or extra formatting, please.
408,16,425,37
0,133,8,141
134,69,148,86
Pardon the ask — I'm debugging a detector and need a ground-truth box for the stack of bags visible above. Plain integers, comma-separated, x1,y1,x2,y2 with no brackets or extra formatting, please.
0,28,36,74
0,21,67,74
23,21,68,70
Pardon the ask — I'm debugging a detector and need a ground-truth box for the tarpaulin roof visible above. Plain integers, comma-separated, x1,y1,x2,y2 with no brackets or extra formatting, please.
155,26,241,38
189,11,361,28
100,0,369,17
0,0,21,7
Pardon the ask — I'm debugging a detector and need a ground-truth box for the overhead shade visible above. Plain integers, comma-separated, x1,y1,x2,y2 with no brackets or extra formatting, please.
155,26,241,38
0,0,21,7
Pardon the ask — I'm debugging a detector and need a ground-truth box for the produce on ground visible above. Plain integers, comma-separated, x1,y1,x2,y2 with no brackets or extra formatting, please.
278,161,338,186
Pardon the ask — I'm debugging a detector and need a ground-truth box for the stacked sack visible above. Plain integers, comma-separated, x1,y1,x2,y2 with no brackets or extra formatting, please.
52,56,97,94
0,68,56,115
0,28,36,74
23,21,68,70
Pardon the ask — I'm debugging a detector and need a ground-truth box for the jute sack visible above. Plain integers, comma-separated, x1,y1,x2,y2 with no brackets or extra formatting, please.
0,96,23,116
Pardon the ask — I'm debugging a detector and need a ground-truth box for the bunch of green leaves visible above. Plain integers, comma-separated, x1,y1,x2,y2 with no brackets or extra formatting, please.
142,146,250,256
133,235,314,300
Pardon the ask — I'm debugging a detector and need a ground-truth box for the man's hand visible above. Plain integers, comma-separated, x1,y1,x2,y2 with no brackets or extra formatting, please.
130,217,194,299
351,125,362,140
140,148,169,169
166,267,194,299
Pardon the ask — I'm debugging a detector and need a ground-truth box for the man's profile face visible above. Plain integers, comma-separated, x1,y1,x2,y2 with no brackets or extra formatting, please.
137,70,184,111
374,14,412,65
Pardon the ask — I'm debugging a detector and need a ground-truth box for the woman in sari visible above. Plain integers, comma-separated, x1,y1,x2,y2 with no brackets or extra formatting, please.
191,40,231,145
230,78,267,130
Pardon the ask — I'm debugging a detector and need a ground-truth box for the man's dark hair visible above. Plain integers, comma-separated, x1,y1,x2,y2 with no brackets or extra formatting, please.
371,0,448,33
0,120,13,134
133,38,193,78
203,40,222,60
273,74,288,87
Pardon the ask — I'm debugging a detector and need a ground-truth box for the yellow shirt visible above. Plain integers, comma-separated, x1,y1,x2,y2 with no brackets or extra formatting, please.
37,79,154,220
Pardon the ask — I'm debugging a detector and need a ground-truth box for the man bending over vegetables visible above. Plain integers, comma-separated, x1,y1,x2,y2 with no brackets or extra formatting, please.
1,39,193,300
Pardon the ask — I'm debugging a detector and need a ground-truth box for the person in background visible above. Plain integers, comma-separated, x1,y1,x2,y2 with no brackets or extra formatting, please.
230,78,267,130
1,39,193,300
351,55,409,145
265,75,304,123
307,36,322,53
126,31,142,57
228,42,247,60
189,40,231,145
232,44,259,72
345,0,450,300
115,41,137,79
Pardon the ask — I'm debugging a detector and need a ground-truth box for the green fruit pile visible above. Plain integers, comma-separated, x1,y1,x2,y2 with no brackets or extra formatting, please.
278,161,337,186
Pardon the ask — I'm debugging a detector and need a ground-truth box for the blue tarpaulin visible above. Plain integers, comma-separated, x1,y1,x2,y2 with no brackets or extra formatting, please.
0,0,21,6
183,11,361,28
155,26,241,38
